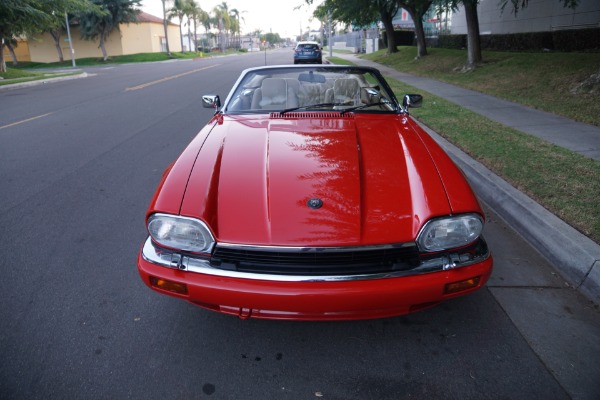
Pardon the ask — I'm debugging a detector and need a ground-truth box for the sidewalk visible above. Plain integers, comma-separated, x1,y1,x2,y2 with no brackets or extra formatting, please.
330,52,600,305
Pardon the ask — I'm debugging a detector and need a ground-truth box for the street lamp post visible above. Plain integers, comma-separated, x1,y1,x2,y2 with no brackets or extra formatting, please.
328,11,332,57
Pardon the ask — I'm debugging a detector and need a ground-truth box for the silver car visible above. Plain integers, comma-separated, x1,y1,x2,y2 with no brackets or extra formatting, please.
293,41,322,64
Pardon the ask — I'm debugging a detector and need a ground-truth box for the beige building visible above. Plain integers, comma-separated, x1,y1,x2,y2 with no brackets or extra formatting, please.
8,12,181,63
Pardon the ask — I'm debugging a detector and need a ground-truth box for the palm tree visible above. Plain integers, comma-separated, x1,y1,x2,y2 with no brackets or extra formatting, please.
214,2,231,49
161,0,170,56
229,8,239,48
183,0,201,52
199,9,211,49
168,0,186,52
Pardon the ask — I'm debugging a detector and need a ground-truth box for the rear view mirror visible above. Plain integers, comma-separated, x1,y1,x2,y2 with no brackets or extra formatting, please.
298,72,326,83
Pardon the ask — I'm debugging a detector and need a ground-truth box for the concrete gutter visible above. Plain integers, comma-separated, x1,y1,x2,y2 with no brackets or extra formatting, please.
0,71,88,92
418,122,600,305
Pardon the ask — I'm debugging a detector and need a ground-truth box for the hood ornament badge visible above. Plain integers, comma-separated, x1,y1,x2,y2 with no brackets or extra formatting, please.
307,198,323,209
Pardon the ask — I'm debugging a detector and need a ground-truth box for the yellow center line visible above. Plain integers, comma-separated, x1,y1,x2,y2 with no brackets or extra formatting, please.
125,64,221,92
0,113,53,131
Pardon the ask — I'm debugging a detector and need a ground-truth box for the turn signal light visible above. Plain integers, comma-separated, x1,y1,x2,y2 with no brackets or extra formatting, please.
150,276,188,295
444,276,480,294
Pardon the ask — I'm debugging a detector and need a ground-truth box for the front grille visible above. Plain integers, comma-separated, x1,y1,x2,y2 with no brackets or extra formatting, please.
270,112,354,119
210,244,420,276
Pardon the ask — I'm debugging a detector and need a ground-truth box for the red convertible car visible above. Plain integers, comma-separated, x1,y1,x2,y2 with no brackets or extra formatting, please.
137,65,493,320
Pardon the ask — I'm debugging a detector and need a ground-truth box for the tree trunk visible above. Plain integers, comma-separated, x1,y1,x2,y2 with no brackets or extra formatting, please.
6,42,18,65
193,18,198,52
162,0,171,56
381,13,398,54
179,13,185,52
410,10,428,58
464,0,482,69
1,32,6,73
99,29,108,61
186,17,191,52
50,29,65,62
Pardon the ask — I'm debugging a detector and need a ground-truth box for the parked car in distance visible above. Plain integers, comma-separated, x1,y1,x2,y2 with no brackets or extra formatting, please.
137,65,493,321
293,41,322,64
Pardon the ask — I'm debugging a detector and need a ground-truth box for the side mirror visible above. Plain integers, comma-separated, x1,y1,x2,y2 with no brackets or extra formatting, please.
202,95,221,109
402,94,423,112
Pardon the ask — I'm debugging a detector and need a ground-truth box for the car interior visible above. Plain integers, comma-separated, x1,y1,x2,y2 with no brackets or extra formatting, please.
226,70,394,113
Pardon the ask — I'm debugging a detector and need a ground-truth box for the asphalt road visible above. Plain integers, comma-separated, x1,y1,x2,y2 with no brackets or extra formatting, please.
1,49,598,399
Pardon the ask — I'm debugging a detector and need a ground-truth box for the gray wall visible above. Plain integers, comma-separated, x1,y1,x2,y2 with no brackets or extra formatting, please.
450,0,600,34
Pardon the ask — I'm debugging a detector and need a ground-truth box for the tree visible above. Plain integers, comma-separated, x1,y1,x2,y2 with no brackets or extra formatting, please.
199,9,211,49
264,32,282,46
2,36,18,65
229,8,242,48
311,5,331,47
0,0,51,72
39,0,99,62
162,0,171,56
462,0,481,68
213,2,231,49
377,0,400,54
312,0,401,55
168,0,186,52
183,0,202,52
397,0,433,59
78,0,140,61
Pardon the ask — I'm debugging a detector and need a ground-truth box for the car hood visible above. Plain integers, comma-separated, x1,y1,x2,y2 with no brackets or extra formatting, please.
171,113,459,247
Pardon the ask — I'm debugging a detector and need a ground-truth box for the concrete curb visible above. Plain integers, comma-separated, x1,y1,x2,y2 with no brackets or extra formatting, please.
417,122,600,305
0,72,88,92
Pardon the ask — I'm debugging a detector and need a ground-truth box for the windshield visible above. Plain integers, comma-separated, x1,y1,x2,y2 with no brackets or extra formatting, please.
223,66,400,114
296,43,319,51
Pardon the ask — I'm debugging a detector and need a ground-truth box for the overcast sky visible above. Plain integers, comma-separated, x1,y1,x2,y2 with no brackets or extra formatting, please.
140,0,323,39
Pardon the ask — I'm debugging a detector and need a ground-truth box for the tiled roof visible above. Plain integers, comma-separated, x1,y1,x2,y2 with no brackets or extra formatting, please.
137,11,178,26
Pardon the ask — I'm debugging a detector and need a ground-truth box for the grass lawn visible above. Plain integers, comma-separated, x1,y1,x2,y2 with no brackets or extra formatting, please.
364,47,600,127
2,50,239,72
0,68,83,86
1,51,239,84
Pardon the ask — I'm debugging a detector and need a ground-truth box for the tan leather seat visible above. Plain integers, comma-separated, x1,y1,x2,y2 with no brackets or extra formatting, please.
251,78,299,110
332,78,360,105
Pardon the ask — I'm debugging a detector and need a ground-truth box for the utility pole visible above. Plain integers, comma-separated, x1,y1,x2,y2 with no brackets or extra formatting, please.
328,11,332,57
65,12,76,68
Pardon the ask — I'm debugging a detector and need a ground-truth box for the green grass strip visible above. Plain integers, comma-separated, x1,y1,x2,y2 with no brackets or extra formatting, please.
364,47,600,127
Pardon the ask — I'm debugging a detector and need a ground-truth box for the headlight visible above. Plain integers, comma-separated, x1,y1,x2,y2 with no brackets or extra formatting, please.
148,214,215,254
417,214,483,252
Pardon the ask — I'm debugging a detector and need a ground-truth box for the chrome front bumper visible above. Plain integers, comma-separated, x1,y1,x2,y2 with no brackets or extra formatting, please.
141,237,491,283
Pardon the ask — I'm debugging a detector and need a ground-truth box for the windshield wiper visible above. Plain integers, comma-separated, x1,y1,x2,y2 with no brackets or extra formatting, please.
339,101,394,115
280,103,343,115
